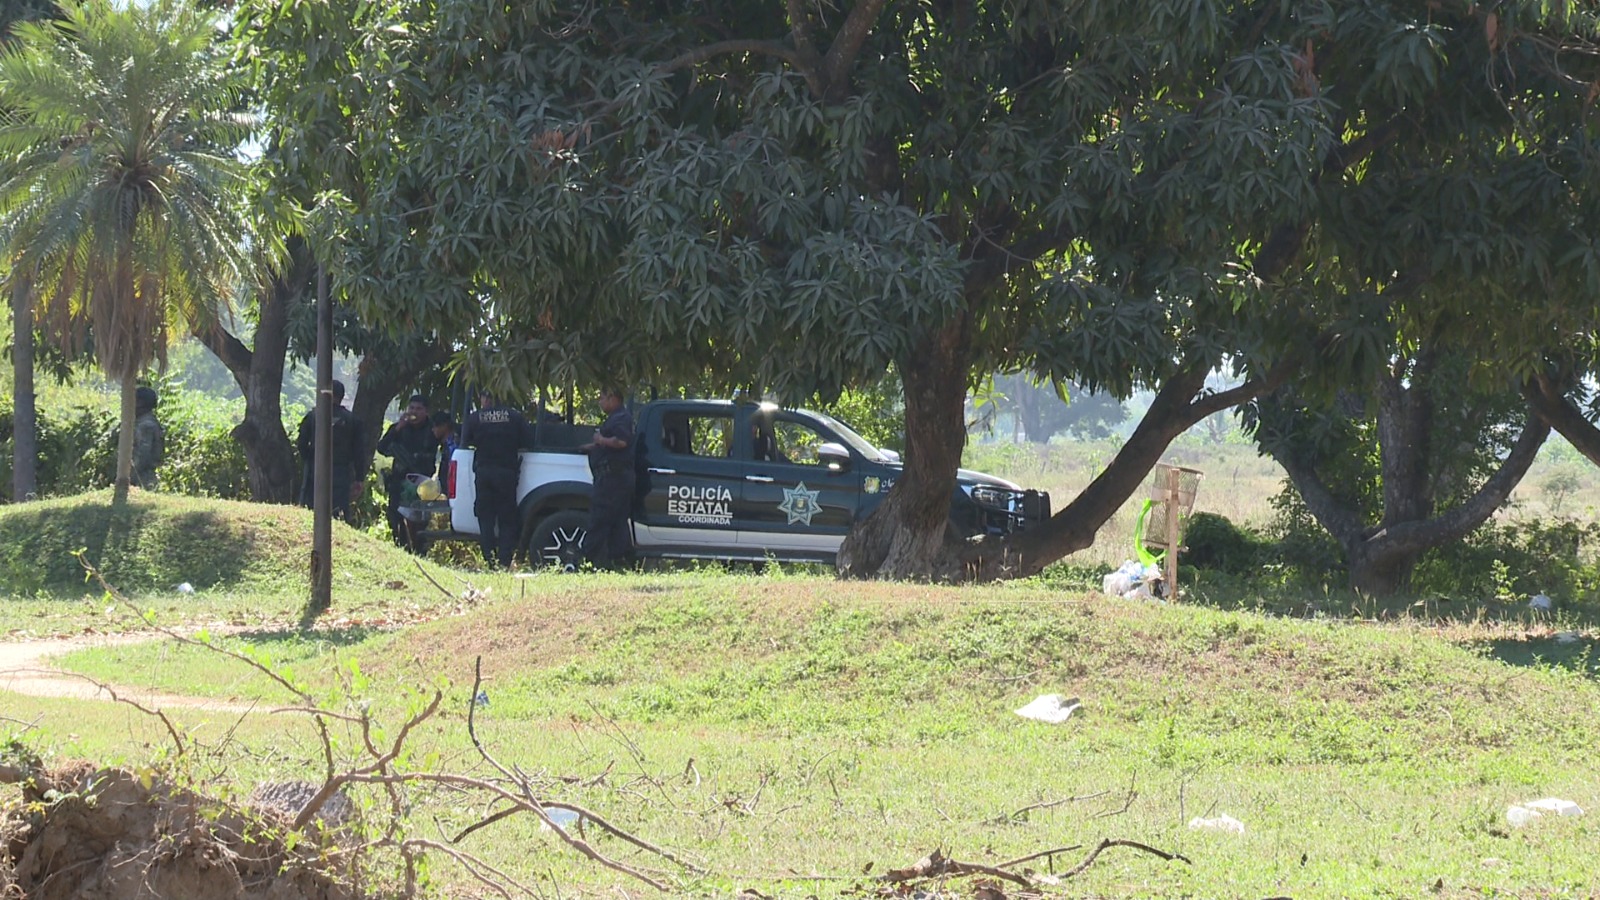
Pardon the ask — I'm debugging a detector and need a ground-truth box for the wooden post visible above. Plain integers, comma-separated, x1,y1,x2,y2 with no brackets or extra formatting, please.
309,264,332,616
1164,465,1180,599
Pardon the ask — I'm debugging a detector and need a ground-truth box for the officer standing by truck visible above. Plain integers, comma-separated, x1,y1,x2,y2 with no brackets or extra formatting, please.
296,380,364,521
582,388,635,569
377,395,439,553
460,389,533,569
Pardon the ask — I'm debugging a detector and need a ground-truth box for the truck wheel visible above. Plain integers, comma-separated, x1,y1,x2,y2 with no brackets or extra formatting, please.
527,510,588,572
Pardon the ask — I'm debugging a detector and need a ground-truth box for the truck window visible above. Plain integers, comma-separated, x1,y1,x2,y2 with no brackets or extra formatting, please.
681,413,736,454
772,419,829,466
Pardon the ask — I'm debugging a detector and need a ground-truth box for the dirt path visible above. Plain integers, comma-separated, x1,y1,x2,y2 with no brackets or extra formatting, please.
0,632,259,713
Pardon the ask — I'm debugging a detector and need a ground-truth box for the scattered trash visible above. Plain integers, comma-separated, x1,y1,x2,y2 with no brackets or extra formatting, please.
1507,797,1584,826
1102,560,1165,601
1505,805,1541,828
540,807,581,831
1015,694,1081,724
1524,797,1584,816
1529,592,1553,611
176,582,194,595
1187,814,1245,835
473,690,490,708
1554,631,1581,644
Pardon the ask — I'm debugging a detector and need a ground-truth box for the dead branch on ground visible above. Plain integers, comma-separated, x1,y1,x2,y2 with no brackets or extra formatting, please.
881,837,1190,891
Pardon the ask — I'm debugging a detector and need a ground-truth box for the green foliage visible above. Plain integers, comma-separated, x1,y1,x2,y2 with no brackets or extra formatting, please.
0,385,253,501
816,376,905,452
0,399,115,499
1412,519,1600,607
1262,482,1349,584
149,386,250,499
1182,512,1271,576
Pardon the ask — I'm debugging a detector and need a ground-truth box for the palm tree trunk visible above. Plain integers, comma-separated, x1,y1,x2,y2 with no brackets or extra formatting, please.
113,377,136,502
10,272,36,502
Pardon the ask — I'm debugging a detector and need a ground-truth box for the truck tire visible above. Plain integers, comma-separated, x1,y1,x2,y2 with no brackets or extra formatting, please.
526,510,588,572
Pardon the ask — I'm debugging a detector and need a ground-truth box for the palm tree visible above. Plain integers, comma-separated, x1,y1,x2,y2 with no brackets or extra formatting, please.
0,0,254,500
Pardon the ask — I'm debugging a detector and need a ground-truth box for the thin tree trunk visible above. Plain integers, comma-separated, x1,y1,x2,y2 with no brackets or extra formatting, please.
10,272,36,502
194,241,309,503
113,377,136,502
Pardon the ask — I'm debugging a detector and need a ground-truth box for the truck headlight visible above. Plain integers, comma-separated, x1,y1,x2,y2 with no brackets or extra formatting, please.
970,485,1012,509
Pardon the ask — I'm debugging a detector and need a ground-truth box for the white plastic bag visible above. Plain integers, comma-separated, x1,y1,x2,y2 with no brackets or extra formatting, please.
1015,694,1081,724
1188,814,1245,834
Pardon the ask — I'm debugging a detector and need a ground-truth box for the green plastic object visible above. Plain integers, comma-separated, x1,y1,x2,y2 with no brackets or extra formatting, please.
1133,499,1164,568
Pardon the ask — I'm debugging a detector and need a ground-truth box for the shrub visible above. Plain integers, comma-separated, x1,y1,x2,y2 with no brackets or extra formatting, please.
1182,512,1270,575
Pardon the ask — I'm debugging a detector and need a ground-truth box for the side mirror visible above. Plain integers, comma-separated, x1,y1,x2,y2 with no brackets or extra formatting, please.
879,448,901,463
818,441,851,472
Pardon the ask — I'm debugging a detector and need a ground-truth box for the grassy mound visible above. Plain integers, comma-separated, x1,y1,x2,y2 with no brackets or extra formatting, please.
0,490,430,600
51,574,1600,896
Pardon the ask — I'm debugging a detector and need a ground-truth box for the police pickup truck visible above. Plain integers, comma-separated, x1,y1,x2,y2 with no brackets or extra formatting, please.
443,400,1049,568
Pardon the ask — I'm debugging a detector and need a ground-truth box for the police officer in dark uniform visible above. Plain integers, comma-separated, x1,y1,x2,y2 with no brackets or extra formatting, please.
582,387,635,569
296,380,365,521
460,389,534,568
377,394,440,553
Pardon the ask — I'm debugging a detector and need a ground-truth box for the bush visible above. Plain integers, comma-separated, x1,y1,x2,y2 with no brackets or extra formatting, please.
0,384,251,502
1412,517,1600,606
1182,512,1270,575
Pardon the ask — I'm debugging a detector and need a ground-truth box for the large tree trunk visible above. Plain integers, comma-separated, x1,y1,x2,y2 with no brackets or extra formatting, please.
113,378,136,502
194,244,309,503
837,316,972,578
1274,396,1550,596
10,272,36,502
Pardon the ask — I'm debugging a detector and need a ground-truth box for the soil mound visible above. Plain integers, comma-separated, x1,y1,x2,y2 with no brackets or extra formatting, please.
3,762,355,900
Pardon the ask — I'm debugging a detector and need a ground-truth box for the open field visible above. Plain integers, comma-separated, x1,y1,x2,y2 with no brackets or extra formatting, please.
6,570,1596,897
4,475,1600,897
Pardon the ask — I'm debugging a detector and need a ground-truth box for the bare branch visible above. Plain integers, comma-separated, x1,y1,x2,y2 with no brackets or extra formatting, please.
1061,838,1192,879
8,667,184,758
994,844,1085,870
998,790,1111,823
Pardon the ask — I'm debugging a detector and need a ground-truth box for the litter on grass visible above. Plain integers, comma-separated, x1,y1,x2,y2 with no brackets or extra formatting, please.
1529,592,1553,611
1014,694,1081,724
1188,814,1246,835
1506,797,1584,826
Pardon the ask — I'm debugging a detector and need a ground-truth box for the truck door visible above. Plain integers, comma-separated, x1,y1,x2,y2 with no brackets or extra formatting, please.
633,405,745,548
737,410,862,555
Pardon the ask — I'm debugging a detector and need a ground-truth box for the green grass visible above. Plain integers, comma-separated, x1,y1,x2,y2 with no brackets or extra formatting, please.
0,489,486,635
33,572,1600,897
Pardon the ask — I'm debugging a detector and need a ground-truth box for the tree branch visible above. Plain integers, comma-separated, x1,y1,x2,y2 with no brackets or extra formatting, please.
1272,444,1366,545
820,0,889,101
191,319,253,393
1524,372,1600,467
1360,410,1550,558
786,0,819,66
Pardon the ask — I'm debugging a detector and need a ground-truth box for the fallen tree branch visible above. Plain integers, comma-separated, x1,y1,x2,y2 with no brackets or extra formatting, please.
465,656,704,888
413,558,457,602
1061,838,1192,878
996,790,1111,823
879,849,1031,888
994,844,1085,870
7,667,184,758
